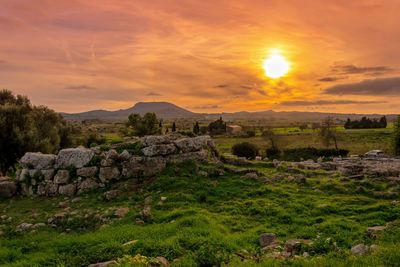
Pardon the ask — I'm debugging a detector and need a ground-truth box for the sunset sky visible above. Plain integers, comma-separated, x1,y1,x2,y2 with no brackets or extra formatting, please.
1,0,399,113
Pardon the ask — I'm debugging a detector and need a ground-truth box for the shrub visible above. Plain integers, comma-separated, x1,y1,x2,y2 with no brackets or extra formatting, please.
245,130,256,137
282,147,349,161
266,148,281,159
232,142,259,159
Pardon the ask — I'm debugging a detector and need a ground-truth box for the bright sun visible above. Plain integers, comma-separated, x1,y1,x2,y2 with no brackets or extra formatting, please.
263,50,290,79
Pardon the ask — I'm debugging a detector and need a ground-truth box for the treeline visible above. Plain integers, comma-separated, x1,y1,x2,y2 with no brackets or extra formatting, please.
344,116,387,129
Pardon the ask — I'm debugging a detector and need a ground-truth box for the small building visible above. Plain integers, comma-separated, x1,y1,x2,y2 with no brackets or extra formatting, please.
226,125,243,135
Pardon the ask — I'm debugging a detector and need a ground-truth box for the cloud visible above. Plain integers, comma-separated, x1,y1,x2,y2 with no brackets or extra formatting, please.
65,85,96,90
324,77,400,96
318,76,347,82
146,92,162,96
279,100,385,106
191,104,220,109
331,64,394,75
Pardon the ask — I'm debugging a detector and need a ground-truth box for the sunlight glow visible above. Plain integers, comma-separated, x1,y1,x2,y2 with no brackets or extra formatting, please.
263,50,290,79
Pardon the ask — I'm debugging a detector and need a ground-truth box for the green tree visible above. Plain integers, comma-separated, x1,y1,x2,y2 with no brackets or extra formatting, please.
172,122,176,132
0,89,73,174
394,115,400,156
193,122,200,134
319,116,338,150
127,112,161,137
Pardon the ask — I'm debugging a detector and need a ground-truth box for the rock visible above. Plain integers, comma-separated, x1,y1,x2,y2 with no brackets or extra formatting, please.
103,190,119,201
296,174,306,184
101,158,114,167
17,222,33,231
174,136,211,153
198,170,209,177
77,166,98,178
45,182,59,196
156,256,169,266
367,226,386,238
135,219,145,225
122,156,143,178
41,169,55,181
143,135,171,146
259,233,278,248
114,207,129,218
142,144,177,157
284,240,302,256
59,184,76,196
351,244,369,255
303,252,310,257
0,179,17,198
370,244,379,252
54,170,70,184
32,223,46,229
18,168,29,181
88,260,117,267
119,150,131,161
373,191,399,199
105,149,119,160
55,147,94,168
167,150,209,164
243,172,258,179
99,167,120,183
142,157,166,177
20,152,56,170
78,178,99,193
48,212,66,225
71,197,81,203
160,196,167,202
123,240,138,246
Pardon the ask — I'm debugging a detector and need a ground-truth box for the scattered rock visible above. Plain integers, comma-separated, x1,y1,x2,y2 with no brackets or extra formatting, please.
0,178,17,198
160,196,167,202
370,244,379,252
156,256,169,267
367,226,386,238
77,166,98,178
114,208,129,218
17,222,33,231
259,233,278,248
284,240,302,256
351,244,369,255
88,260,117,267
59,184,76,196
123,240,138,246
71,197,81,203
32,223,46,229
243,172,258,179
198,170,209,177
99,167,120,183
103,190,120,201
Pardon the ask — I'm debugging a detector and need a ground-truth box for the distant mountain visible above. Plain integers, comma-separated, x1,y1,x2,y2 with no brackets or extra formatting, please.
61,102,197,121
61,101,397,122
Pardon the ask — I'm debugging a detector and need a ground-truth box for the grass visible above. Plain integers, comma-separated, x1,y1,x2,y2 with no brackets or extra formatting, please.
1,160,400,266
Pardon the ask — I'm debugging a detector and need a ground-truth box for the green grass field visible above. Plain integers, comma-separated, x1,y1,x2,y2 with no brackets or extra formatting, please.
1,161,399,266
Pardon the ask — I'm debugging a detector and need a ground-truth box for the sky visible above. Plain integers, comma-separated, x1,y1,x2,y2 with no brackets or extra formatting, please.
0,0,399,114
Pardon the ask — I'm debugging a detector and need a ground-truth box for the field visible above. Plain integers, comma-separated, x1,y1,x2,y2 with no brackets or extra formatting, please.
1,160,400,266
215,127,394,157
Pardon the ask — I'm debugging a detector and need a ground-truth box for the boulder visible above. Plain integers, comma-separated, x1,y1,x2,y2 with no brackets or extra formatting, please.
142,157,166,177
103,190,120,201
143,135,171,146
0,178,17,198
54,170,70,184
122,156,144,178
243,172,258,179
119,150,131,161
20,152,56,170
167,150,209,163
78,178,99,193
351,244,369,255
45,182,59,196
99,167,120,183
55,147,94,168
105,149,119,160
174,136,212,153
259,233,278,248
17,222,33,231
88,261,117,267
114,207,129,218
141,144,177,157
284,240,302,256
367,226,386,238
77,166,98,178
41,169,55,181
59,184,76,196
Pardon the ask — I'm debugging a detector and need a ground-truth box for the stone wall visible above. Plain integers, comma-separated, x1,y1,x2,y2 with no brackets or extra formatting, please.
5,135,217,197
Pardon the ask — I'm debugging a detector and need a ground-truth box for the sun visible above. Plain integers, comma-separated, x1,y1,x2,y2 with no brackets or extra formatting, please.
262,50,290,79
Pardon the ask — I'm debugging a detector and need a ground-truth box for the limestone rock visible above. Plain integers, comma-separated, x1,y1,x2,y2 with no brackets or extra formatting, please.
141,144,177,157
45,182,59,196
55,147,94,168
54,170,70,184
174,136,212,153
367,226,386,238
0,178,17,198
284,240,302,256
20,152,56,170
78,178,99,193
17,222,33,231
114,207,129,218
142,157,166,177
259,233,278,248
103,190,119,201
122,156,143,178
143,135,171,146
41,169,55,181
77,166,98,178
119,150,131,161
88,261,117,267
59,184,76,196
351,244,369,255
99,167,120,183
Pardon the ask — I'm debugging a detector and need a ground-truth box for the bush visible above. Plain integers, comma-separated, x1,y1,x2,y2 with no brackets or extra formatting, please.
232,142,259,159
245,130,256,137
282,147,349,161
266,148,281,159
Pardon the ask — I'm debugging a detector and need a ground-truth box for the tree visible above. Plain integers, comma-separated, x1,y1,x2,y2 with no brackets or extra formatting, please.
208,117,226,135
232,142,259,159
299,124,308,131
126,112,161,137
319,116,338,150
0,89,73,174
394,115,400,156
172,122,176,132
193,121,200,134
159,120,163,129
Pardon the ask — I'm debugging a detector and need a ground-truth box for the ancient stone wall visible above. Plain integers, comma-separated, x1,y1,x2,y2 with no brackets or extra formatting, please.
2,135,217,197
